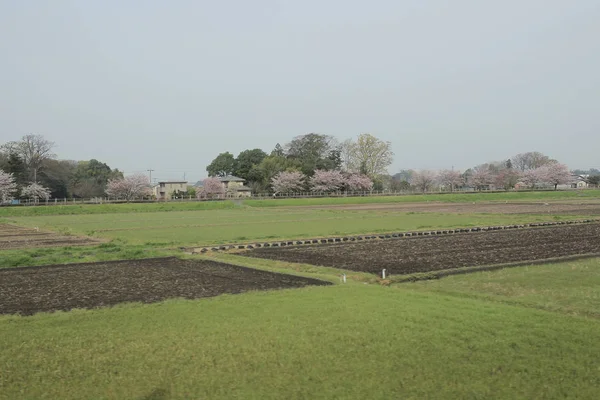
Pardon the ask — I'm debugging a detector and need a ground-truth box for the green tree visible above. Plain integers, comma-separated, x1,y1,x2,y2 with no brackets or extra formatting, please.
255,155,301,190
285,133,339,176
2,153,27,186
271,143,285,157
38,159,78,198
233,149,267,181
71,159,123,198
206,152,236,177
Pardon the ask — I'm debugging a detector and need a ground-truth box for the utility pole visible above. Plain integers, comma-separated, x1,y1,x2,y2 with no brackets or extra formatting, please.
147,169,154,183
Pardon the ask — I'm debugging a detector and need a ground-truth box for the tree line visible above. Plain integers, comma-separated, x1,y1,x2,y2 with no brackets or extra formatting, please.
0,134,123,202
395,151,598,193
205,133,394,193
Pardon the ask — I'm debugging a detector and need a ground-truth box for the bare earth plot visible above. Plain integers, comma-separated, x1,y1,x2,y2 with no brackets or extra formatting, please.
0,257,331,315
0,223,100,250
242,223,600,275
297,201,600,215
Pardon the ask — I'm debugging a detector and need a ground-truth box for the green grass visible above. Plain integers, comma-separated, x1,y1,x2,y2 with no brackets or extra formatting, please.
407,258,600,318
2,282,600,400
3,197,600,398
3,209,587,246
1,189,598,217
0,200,236,217
0,242,177,269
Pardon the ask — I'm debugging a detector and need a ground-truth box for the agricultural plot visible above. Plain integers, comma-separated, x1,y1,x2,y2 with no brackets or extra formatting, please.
242,223,600,275
6,205,596,246
0,257,330,315
0,223,100,250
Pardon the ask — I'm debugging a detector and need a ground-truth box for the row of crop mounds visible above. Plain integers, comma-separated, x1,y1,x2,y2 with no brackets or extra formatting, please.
0,224,100,250
241,223,600,275
0,258,330,315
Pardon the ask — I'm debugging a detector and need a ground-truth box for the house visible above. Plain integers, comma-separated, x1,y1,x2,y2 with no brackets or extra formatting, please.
571,175,589,189
153,181,188,200
219,175,252,197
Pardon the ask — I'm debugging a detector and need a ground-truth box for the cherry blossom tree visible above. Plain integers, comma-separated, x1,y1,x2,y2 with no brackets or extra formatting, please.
21,182,51,202
0,170,18,203
519,168,545,189
411,170,437,193
494,169,521,190
537,163,572,190
310,169,345,192
469,167,494,190
345,173,373,192
196,177,226,198
106,174,152,201
437,169,463,191
271,171,306,194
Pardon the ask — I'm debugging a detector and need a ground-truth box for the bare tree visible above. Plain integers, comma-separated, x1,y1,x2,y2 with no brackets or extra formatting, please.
412,170,437,193
437,169,464,191
343,133,394,176
511,152,552,171
1,134,56,182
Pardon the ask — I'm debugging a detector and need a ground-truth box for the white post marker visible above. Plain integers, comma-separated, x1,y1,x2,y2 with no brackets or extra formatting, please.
341,274,347,283
382,269,386,279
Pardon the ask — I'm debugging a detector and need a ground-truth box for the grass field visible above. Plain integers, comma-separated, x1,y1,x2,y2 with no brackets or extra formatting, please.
408,257,600,318
3,208,590,246
1,260,600,399
2,193,600,399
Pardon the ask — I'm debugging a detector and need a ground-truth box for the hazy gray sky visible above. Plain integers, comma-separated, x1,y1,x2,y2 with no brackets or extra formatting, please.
1,0,599,182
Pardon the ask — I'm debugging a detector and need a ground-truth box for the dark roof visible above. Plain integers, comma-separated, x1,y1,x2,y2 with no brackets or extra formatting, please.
219,175,245,182
193,181,204,187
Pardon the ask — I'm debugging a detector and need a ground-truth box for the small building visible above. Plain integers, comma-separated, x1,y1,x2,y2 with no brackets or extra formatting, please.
219,176,252,197
153,181,188,200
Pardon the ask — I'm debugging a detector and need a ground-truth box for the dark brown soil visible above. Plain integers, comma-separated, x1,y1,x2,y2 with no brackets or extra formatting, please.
0,224,100,250
242,223,600,275
0,257,331,315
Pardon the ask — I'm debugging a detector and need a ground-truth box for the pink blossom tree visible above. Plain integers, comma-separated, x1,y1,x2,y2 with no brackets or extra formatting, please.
437,169,463,191
345,173,373,192
411,170,437,193
0,170,18,203
196,177,226,198
537,163,572,190
106,174,152,201
469,168,494,191
21,182,51,202
520,168,545,189
271,171,306,194
310,169,345,192
494,169,521,190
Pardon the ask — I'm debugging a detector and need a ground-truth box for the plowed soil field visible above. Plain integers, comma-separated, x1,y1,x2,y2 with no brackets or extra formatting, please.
0,224,100,250
242,223,600,275
0,257,330,315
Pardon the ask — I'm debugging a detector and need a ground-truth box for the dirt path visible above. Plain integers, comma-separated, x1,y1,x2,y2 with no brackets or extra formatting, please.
287,201,600,215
